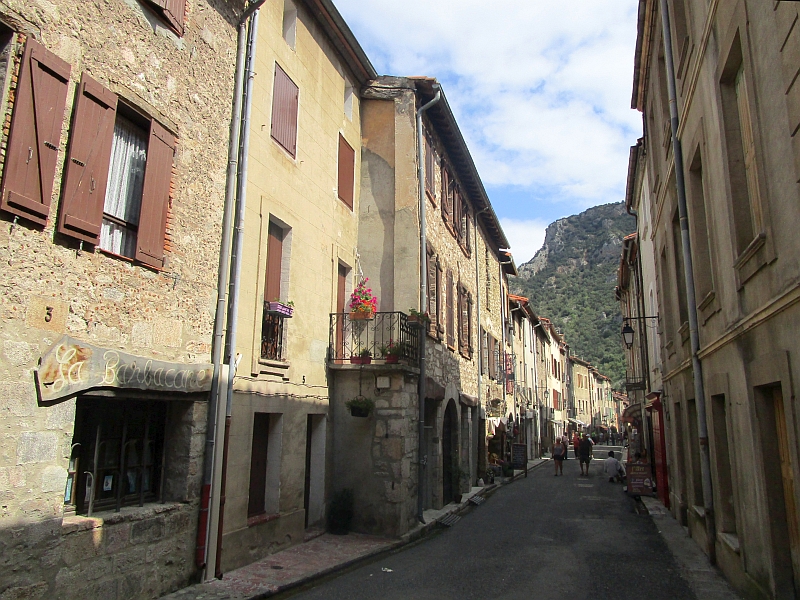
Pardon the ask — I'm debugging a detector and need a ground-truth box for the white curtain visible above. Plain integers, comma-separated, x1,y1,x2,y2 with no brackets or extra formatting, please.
100,115,147,257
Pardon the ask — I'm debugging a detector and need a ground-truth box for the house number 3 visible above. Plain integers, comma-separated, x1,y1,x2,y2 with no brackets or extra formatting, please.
45,306,53,323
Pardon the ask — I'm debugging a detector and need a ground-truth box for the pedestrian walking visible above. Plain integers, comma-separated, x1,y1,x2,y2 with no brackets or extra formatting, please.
552,439,566,476
604,450,626,483
572,431,580,459
578,434,593,476
561,432,570,461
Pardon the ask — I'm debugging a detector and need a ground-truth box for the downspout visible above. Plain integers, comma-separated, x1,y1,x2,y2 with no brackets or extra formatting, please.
416,85,441,524
197,0,265,580
215,8,262,578
659,0,715,562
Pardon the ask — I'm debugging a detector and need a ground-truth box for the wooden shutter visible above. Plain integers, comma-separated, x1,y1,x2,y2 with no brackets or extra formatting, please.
338,134,354,209
446,270,455,348
424,135,435,200
426,245,437,333
465,211,472,254
136,121,175,268
488,335,496,379
442,165,452,223
0,39,70,226
435,259,443,339
265,221,283,302
480,327,488,375
457,285,466,355
248,413,270,517
467,292,473,357
57,74,117,243
271,64,299,157
143,0,185,36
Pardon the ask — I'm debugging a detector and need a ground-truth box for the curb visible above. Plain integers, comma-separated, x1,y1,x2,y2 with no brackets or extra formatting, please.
249,457,551,599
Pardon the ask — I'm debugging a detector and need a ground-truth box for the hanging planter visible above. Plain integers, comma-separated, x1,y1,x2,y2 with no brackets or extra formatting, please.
345,395,374,418
350,310,374,321
266,301,294,318
349,278,377,320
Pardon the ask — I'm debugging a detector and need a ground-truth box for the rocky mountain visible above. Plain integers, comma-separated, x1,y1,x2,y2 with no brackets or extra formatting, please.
510,202,636,387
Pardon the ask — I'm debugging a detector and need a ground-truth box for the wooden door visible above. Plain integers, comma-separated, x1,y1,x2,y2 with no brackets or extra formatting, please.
774,386,800,589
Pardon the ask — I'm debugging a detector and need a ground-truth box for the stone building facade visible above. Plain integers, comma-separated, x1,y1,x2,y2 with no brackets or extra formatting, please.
0,0,242,597
631,0,800,596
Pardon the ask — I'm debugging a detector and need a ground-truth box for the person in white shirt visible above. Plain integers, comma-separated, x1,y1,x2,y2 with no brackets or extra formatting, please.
603,450,625,483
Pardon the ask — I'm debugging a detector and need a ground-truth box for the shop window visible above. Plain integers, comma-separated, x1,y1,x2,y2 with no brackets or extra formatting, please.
66,398,168,514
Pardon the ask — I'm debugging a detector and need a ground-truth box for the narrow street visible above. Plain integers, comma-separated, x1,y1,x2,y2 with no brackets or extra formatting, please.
280,452,694,600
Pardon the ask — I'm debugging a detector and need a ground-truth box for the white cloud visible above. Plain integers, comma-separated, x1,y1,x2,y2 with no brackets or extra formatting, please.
334,0,641,211
499,218,548,265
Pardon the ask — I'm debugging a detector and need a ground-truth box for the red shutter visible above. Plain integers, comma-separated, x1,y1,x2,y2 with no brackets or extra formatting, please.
338,134,355,209
0,39,70,226
271,64,299,158
446,270,455,348
135,121,175,268
265,222,283,302
143,0,185,36
57,74,117,244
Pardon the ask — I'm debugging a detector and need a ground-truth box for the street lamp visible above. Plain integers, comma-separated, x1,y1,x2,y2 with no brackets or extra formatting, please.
621,322,635,349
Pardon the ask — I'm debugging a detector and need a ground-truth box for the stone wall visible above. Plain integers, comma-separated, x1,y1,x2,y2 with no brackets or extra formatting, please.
331,364,419,538
0,0,240,597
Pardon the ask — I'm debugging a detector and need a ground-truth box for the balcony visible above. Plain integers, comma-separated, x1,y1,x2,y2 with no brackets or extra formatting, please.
328,312,420,365
625,371,647,391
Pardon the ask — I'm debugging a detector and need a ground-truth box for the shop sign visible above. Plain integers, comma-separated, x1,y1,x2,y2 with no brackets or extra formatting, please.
511,443,527,470
35,335,213,402
626,462,654,496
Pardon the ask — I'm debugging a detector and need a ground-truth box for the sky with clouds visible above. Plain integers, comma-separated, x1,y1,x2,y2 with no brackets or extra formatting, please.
334,0,643,264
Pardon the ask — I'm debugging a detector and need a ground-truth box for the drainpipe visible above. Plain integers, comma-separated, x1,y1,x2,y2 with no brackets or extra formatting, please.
658,0,715,562
416,85,441,524
197,0,265,581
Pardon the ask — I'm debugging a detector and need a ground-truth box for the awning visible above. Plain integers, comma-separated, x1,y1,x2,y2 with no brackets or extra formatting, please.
568,417,586,426
425,377,445,400
459,392,478,407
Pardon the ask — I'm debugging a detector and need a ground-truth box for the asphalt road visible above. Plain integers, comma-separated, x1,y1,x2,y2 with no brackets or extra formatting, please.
281,451,695,600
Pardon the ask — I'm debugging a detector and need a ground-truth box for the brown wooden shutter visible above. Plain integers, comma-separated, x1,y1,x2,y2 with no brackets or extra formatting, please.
0,39,70,226
248,413,270,517
442,165,452,223
426,246,437,332
435,259,443,339
143,0,185,36
338,134,355,209
446,270,455,348
271,64,299,157
424,135,435,201
480,327,487,375
135,121,175,268
57,74,117,243
488,335,496,379
467,292,473,357
465,211,472,254
457,284,464,355
265,221,283,302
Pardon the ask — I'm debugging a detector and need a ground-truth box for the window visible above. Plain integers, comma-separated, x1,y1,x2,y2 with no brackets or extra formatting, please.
344,79,353,120
282,0,297,49
66,397,167,514
142,0,185,36
457,283,472,359
712,394,737,535
480,327,488,375
0,38,70,227
262,221,287,361
425,245,442,340
425,135,436,202
446,270,455,349
57,73,175,269
271,64,299,158
669,0,690,75
337,134,355,209
671,208,689,327
720,36,762,259
687,147,714,304
488,334,497,380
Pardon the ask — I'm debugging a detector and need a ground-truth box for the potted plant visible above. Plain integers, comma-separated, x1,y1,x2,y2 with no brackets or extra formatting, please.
327,488,354,534
266,298,294,318
407,308,430,325
349,348,372,365
379,339,404,364
349,278,377,320
345,395,374,417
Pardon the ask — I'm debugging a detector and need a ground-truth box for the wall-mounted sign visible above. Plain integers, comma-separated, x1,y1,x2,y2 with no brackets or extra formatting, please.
35,335,213,402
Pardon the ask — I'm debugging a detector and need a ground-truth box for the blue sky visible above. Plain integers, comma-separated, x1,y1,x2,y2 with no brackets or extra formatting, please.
334,0,643,263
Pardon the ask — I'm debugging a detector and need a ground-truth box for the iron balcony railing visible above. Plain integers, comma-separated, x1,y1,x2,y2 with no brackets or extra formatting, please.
625,370,647,391
328,311,420,364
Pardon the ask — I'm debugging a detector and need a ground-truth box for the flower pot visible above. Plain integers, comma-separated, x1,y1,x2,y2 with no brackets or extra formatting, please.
350,406,370,418
266,301,294,318
349,356,361,364
350,310,374,321
385,355,399,364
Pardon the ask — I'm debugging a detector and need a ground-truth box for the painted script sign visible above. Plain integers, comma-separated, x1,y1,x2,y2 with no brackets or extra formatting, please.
626,462,654,497
36,335,213,401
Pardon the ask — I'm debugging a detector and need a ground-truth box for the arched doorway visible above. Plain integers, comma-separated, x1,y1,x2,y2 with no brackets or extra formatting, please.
442,400,458,505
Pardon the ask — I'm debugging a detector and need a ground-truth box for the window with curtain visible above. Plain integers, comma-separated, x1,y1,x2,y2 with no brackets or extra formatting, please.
100,115,148,258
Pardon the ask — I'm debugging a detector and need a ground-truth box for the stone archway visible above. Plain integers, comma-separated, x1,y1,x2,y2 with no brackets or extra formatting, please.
442,399,459,505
